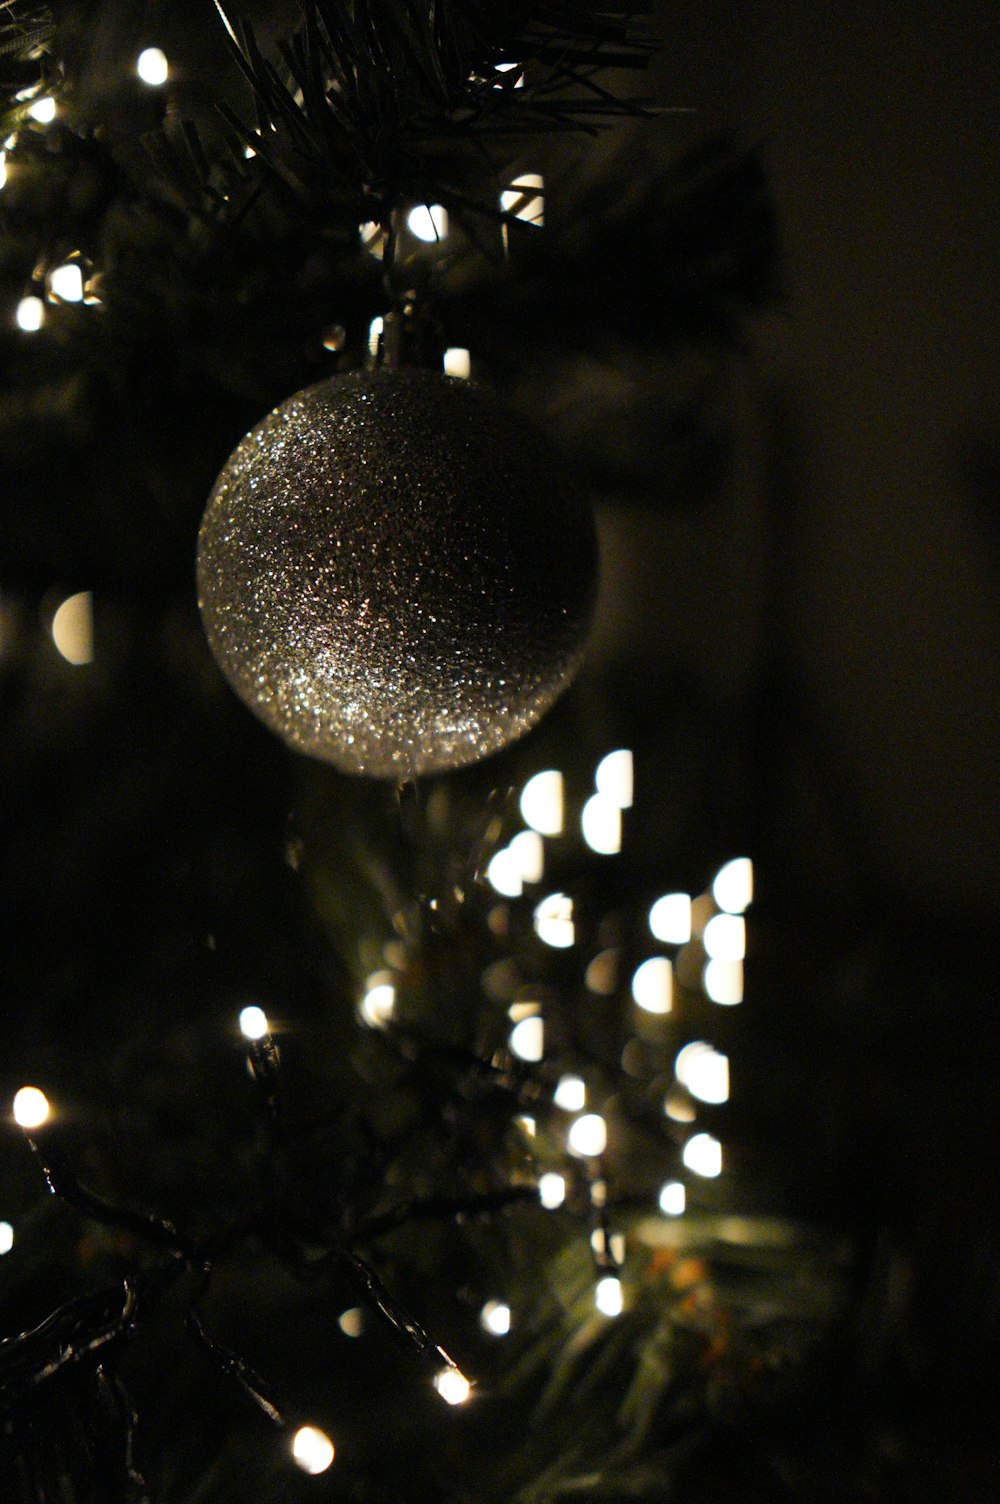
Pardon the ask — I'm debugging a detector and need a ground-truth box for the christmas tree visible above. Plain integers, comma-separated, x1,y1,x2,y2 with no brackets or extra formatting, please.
2,3,998,1501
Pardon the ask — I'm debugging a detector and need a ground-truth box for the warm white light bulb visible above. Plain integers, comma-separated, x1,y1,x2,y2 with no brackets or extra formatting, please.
480,1299,511,1336
581,793,621,855
538,1172,566,1209
16,295,45,332
238,1005,269,1041
553,1074,586,1112
595,1275,623,1317
28,96,56,124
487,847,523,898
407,204,448,242
682,1132,723,1178
361,975,395,1027
595,749,633,809
649,892,692,945
703,958,744,1005
533,892,574,948
0,154,8,191
631,956,673,1015
659,1181,686,1216
434,1366,472,1405
508,1015,544,1063
49,262,84,303
443,346,471,378
136,48,169,86
0,1221,14,1255
509,829,544,883
567,1112,606,1158
712,857,753,914
703,914,746,961
291,1425,335,1474
675,1042,729,1104
13,1086,50,1130
520,770,563,835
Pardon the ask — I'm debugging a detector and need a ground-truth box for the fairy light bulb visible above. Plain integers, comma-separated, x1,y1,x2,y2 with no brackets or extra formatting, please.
487,847,523,897
581,793,621,854
434,1366,472,1405
238,1005,269,1041
567,1112,606,1158
443,347,471,378
712,857,753,914
361,972,395,1027
508,1015,544,1062
703,958,744,1005
13,1086,50,1130
291,1426,335,1474
0,1222,14,1254
595,1275,623,1317
682,1132,723,1178
28,96,56,124
538,1172,566,1209
407,204,448,241
703,914,746,962
16,295,45,332
649,892,692,945
595,749,633,808
520,770,563,835
136,48,169,86
509,829,544,883
659,1181,686,1216
553,1074,586,1111
533,892,574,948
480,1300,511,1336
48,262,84,303
631,956,672,1014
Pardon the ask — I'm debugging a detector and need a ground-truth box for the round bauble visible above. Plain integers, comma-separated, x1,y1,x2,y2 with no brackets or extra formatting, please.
197,368,598,777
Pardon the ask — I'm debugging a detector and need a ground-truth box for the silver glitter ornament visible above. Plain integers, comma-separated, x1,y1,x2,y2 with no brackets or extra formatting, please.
197,368,598,777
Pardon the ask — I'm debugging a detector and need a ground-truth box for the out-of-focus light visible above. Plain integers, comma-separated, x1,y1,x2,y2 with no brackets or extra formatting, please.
676,1042,729,1104
610,1232,626,1264
631,956,672,1015
683,1132,722,1178
48,262,84,303
480,1299,511,1336
567,1112,606,1158
595,748,633,809
338,1307,364,1337
533,892,574,948
713,857,753,914
291,1426,334,1474
407,204,448,241
0,1222,14,1255
509,829,544,883
664,1090,696,1123
538,1172,566,1209
649,892,692,945
361,972,395,1027
0,153,7,190
487,847,523,898
500,172,544,224
659,1181,686,1216
443,346,470,378
136,48,169,85
703,913,746,962
515,1114,536,1137
590,1178,607,1208
51,591,93,664
507,1000,540,1023
28,96,56,123
585,948,618,995
509,1015,543,1062
238,1005,269,1040
581,793,621,855
359,220,385,257
520,770,563,835
13,1087,50,1130
553,1074,586,1112
704,958,743,1005
690,892,715,937
367,314,384,356
595,1275,623,1317
16,295,45,332
434,1366,472,1405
